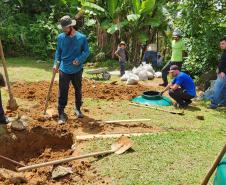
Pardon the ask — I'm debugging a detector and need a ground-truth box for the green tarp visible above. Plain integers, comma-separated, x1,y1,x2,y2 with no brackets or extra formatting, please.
213,157,226,185
132,95,172,106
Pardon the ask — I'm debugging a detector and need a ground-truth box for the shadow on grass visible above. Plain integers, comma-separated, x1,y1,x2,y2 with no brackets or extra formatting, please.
186,106,202,111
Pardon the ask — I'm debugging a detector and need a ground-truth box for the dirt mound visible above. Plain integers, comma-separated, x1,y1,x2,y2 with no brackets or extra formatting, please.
12,78,150,103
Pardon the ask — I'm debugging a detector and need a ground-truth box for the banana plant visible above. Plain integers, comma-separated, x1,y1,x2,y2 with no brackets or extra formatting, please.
78,0,167,63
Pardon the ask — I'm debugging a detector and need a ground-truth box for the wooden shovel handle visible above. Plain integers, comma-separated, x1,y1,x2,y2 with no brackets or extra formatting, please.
43,61,60,115
0,40,13,100
0,155,25,167
17,149,113,172
201,144,226,185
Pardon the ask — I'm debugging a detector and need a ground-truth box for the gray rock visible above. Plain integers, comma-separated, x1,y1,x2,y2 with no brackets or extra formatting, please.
0,169,27,184
51,166,73,179
11,120,26,131
10,176,28,184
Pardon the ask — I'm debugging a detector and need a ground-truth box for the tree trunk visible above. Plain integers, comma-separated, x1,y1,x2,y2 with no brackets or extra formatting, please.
129,34,141,65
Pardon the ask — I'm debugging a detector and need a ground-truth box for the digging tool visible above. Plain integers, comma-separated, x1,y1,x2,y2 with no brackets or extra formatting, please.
43,61,60,115
17,136,132,172
201,144,226,185
0,40,18,111
0,154,25,167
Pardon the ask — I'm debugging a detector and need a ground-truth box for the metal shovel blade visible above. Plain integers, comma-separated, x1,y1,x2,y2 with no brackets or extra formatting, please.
111,136,133,154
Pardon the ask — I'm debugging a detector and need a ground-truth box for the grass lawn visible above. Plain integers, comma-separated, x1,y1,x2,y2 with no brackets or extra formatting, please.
1,57,120,83
1,57,226,185
82,99,225,185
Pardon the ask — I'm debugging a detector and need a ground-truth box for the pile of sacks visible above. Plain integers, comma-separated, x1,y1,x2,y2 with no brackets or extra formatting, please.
121,63,161,85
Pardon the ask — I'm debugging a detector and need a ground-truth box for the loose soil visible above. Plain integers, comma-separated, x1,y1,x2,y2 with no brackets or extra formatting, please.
0,79,162,184
11,78,152,103
10,78,161,135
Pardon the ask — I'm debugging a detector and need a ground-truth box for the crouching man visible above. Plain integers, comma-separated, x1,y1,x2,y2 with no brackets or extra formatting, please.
0,73,8,124
54,15,90,124
160,65,196,108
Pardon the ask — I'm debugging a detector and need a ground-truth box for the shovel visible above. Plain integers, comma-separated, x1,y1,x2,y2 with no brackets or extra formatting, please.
0,40,18,111
17,136,132,172
43,61,60,115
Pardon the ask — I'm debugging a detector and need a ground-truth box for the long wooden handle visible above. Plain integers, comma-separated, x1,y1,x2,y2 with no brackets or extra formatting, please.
17,149,113,172
0,155,25,167
0,40,13,100
43,62,60,115
201,144,226,185
129,102,184,115
103,119,152,123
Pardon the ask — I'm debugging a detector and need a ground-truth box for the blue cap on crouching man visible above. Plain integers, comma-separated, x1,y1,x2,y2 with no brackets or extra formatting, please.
169,65,179,72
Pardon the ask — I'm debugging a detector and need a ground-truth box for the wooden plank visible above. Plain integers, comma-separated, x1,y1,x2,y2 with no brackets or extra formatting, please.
129,102,184,115
75,132,159,141
103,119,152,124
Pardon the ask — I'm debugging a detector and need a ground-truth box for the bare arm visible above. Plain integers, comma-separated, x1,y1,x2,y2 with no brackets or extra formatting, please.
114,49,122,59
161,83,179,94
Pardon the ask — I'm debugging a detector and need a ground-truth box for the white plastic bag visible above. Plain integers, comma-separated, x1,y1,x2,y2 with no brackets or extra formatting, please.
133,65,144,75
138,70,148,81
143,64,155,75
147,71,154,80
132,67,137,74
121,71,132,81
155,71,162,78
126,74,139,85
143,64,153,72
120,74,128,81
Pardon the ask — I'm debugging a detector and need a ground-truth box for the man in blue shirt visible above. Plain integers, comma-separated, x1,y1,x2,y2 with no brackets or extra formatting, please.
54,15,90,124
161,65,196,108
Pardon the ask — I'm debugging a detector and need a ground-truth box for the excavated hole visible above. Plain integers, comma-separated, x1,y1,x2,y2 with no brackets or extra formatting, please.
0,126,74,170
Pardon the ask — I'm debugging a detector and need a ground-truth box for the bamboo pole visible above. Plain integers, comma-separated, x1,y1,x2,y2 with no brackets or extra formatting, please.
201,144,226,185
0,40,18,110
75,132,159,141
103,119,152,123
129,102,184,115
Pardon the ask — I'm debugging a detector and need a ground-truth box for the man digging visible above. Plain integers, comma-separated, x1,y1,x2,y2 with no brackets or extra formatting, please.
54,15,90,124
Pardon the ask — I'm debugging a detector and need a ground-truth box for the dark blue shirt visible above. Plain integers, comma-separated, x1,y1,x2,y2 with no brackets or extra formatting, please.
172,72,196,97
54,32,90,74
